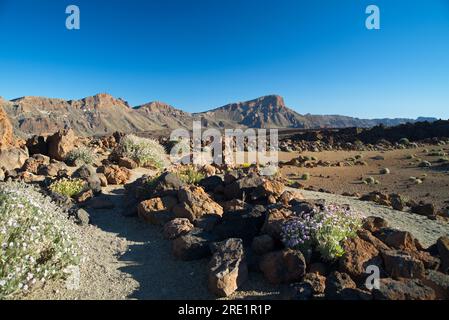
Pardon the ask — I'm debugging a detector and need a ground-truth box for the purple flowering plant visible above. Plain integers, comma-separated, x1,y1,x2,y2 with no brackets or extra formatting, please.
281,204,364,261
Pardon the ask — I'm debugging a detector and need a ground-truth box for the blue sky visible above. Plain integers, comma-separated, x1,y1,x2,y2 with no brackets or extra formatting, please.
0,0,448,118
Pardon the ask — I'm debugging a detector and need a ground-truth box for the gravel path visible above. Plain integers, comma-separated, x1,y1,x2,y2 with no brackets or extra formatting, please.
24,182,449,300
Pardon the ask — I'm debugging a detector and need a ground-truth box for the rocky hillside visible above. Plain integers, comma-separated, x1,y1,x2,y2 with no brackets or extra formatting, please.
1,93,435,137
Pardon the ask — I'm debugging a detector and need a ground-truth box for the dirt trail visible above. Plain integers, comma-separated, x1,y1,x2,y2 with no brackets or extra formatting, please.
26,169,277,300
25,171,449,300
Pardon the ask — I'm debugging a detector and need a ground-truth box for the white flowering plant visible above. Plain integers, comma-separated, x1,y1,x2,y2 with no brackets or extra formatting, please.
0,182,80,299
281,204,364,261
116,134,167,169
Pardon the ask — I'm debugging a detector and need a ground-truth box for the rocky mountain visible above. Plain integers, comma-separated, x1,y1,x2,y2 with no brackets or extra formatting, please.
0,93,437,137
194,95,436,129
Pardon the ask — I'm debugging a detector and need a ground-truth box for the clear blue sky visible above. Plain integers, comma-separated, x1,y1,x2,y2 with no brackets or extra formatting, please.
0,0,448,118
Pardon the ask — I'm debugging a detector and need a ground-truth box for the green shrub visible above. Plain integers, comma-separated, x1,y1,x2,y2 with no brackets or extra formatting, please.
380,168,390,175
301,173,311,181
117,135,167,169
65,146,95,165
0,182,80,298
176,166,205,185
364,176,376,185
399,138,410,145
418,160,432,168
49,178,85,198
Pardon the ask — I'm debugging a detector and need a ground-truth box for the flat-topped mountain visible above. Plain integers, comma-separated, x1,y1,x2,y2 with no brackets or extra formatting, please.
0,93,436,137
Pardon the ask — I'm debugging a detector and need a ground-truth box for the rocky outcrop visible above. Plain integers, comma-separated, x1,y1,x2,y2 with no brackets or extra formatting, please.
47,129,77,161
0,105,15,148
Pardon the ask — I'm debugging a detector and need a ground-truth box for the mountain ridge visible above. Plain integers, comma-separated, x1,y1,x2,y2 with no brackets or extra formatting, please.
0,93,438,137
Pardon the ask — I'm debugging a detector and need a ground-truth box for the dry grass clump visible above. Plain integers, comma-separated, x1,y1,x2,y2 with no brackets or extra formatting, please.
116,134,168,169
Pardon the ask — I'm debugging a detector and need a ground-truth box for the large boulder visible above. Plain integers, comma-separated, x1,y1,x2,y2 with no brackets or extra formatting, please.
339,236,381,280
0,105,15,148
149,172,184,197
261,206,293,240
212,205,266,243
163,218,194,240
137,196,177,225
37,160,68,177
0,147,29,171
324,271,357,300
382,250,425,279
21,154,50,174
362,216,389,233
373,278,436,300
259,249,306,284
437,236,449,274
173,186,223,222
72,164,102,193
208,238,248,297
411,203,436,217
172,229,215,261
47,129,77,161
224,173,265,200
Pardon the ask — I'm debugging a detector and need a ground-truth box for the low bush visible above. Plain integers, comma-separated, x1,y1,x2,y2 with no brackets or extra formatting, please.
418,160,432,168
65,146,95,165
0,182,80,298
301,173,310,181
49,178,85,198
176,165,205,185
380,168,390,175
282,204,363,261
116,135,167,169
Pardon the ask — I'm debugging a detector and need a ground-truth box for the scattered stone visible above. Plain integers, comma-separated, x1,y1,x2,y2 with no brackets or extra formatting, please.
98,165,131,185
362,216,389,233
163,218,194,240
118,157,138,169
75,208,90,226
259,249,306,284
411,203,436,217
208,238,248,297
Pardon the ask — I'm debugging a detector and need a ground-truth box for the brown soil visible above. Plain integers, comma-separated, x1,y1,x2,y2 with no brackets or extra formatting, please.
279,145,449,211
